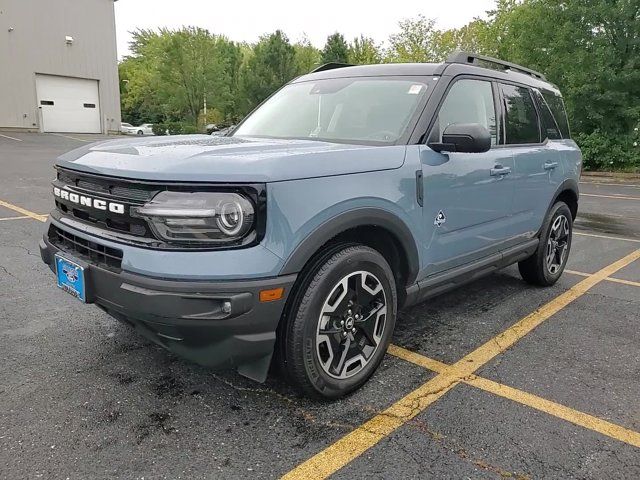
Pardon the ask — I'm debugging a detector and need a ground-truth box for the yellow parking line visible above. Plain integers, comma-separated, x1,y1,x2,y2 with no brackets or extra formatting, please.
283,248,640,480
466,376,640,448
389,345,640,449
566,270,640,288
0,200,48,222
0,215,31,221
581,193,640,201
574,232,640,244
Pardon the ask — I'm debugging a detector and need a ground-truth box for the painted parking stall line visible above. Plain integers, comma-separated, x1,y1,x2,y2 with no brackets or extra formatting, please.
581,193,640,201
283,248,640,480
388,345,640,449
48,133,93,143
0,133,23,141
0,215,32,222
580,181,640,189
0,200,48,222
574,231,640,244
566,269,640,288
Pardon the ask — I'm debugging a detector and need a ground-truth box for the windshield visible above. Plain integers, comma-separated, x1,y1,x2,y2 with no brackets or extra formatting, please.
233,77,430,145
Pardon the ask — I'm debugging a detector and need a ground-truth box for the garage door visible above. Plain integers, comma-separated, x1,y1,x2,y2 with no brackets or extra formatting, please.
36,75,101,133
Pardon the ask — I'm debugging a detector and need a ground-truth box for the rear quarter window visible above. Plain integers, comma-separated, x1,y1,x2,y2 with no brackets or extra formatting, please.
541,90,571,139
532,89,561,140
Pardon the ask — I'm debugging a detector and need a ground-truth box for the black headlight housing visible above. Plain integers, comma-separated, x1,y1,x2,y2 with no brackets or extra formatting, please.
131,187,265,248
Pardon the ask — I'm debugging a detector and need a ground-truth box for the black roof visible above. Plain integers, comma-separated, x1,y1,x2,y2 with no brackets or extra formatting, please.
294,51,559,93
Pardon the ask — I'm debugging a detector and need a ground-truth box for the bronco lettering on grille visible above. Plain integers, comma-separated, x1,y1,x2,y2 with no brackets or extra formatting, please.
53,187,125,215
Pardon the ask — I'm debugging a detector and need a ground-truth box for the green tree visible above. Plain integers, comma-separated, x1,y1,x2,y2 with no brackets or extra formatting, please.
119,57,163,125
431,19,497,60
293,37,322,74
488,0,640,169
387,15,441,62
321,32,350,64
240,30,297,113
120,27,242,125
348,35,383,64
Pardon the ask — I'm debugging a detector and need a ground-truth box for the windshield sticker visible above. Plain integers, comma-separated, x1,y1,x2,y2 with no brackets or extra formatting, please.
408,84,423,95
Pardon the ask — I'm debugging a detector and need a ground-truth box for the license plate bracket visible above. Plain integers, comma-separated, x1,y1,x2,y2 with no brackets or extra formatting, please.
55,254,87,303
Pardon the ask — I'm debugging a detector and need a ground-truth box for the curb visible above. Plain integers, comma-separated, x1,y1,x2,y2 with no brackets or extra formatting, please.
581,172,640,184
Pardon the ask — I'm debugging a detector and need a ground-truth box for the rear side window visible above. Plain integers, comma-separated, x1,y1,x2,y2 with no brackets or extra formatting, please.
430,79,498,145
500,84,540,144
541,91,571,139
531,89,561,140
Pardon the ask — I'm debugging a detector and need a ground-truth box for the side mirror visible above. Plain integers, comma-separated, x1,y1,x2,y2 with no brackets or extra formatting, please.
429,123,491,153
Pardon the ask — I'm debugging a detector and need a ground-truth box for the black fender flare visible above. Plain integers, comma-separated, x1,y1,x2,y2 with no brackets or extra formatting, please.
279,207,420,285
549,178,579,218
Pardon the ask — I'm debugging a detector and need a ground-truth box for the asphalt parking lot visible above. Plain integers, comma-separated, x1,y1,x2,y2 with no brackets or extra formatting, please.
1,131,639,479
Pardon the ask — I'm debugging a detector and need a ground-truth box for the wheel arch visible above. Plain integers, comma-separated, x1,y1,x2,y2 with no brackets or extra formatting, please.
279,207,420,289
550,178,579,220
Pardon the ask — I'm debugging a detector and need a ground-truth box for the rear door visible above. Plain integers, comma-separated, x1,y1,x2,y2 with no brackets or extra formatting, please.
419,77,515,276
497,83,564,243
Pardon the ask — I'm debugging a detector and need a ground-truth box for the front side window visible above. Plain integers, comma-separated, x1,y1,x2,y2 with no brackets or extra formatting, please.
500,84,541,144
233,78,430,145
429,79,497,145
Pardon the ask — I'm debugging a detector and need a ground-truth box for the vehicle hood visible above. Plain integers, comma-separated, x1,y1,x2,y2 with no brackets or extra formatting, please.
56,135,406,182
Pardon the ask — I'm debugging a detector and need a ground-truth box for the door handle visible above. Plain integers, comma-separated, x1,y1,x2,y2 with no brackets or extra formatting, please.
544,161,559,170
490,166,511,177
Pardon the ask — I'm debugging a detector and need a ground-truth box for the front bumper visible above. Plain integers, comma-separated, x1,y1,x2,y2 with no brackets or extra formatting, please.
40,233,296,382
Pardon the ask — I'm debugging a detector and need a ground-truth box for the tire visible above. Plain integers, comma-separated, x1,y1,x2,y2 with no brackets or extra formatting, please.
518,201,573,286
137,130,144,136
280,244,397,399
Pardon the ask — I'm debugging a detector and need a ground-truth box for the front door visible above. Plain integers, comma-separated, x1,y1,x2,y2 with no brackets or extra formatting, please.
419,78,515,277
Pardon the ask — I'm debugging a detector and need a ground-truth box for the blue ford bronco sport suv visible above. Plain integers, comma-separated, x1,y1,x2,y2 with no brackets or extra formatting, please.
40,52,581,398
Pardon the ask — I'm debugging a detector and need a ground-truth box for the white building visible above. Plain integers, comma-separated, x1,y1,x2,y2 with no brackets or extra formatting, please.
0,0,121,134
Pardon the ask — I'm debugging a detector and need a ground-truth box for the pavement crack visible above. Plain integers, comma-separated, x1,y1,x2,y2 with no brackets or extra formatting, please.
0,243,41,258
0,264,17,280
209,373,354,432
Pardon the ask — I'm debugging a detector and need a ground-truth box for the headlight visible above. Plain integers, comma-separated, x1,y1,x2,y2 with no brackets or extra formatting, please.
132,191,255,246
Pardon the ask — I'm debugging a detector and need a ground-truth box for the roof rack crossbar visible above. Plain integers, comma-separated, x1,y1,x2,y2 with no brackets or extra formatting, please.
310,62,354,73
446,51,546,81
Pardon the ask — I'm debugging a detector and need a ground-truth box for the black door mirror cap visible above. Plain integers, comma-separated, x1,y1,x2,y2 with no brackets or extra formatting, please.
429,123,491,154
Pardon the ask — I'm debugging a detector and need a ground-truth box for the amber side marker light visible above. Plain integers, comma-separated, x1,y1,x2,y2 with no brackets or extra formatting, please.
259,287,285,302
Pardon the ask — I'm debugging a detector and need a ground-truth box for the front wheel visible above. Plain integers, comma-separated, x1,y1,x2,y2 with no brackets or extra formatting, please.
137,130,144,136
519,201,573,286
281,245,397,399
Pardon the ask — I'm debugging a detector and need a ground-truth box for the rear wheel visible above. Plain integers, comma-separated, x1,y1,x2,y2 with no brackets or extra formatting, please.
519,201,573,286
280,245,397,399
137,130,144,135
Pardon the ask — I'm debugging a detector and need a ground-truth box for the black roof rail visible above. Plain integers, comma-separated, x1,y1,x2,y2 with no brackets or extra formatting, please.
310,62,354,73
446,51,547,81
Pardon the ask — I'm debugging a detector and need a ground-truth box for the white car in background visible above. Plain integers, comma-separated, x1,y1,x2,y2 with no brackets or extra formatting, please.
120,122,135,134
134,123,154,135
120,122,154,136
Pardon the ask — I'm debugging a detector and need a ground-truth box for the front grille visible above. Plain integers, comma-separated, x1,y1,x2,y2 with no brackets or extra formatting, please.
58,170,156,202
49,225,123,271
54,168,157,238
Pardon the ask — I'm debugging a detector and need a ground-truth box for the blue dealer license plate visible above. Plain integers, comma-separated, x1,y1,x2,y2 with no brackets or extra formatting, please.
55,255,86,302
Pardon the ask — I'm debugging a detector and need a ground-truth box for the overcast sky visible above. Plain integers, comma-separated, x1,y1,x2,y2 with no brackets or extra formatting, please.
114,0,496,58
